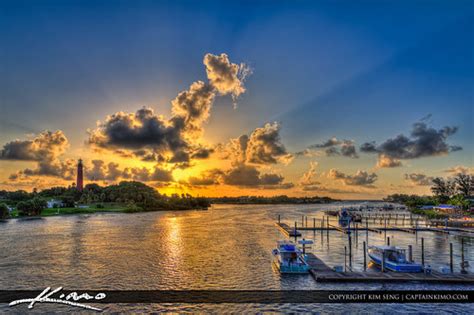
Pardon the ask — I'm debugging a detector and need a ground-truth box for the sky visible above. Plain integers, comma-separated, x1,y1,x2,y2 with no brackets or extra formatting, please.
0,0,472,199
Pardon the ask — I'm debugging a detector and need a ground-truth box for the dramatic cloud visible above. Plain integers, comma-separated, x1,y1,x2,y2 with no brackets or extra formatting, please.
307,137,358,158
171,81,215,136
360,122,461,168
221,122,293,165
88,53,250,165
0,130,68,161
404,173,434,186
86,160,173,183
185,164,293,189
221,164,292,188
328,169,378,187
203,53,250,100
1,130,76,181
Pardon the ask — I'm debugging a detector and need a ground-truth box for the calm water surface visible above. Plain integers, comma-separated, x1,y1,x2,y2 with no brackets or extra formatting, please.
1,203,473,313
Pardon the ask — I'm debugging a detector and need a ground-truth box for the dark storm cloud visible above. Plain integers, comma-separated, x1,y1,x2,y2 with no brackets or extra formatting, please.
306,138,358,159
360,122,461,167
328,169,378,187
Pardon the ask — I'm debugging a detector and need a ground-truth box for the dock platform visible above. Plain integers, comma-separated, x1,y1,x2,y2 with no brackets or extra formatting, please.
305,253,474,284
275,222,301,237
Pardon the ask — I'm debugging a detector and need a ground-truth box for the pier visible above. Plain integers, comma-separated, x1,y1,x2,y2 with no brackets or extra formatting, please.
305,253,474,283
276,214,474,284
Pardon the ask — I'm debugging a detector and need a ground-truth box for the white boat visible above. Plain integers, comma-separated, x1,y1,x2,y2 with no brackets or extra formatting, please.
272,240,311,274
368,245,423,273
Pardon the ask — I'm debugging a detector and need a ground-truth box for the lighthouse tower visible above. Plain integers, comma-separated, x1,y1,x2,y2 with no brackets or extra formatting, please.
77,159,84,191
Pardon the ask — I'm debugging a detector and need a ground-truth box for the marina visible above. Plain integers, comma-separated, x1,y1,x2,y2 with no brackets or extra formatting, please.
276,211,474,284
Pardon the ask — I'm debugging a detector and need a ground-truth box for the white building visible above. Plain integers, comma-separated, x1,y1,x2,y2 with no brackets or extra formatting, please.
47,199,64,209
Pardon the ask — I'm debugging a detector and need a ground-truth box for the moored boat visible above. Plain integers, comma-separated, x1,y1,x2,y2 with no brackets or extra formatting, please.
368,245,423,273
272,240,311,274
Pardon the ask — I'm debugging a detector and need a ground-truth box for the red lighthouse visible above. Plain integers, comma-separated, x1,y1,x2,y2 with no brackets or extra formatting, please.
77,159,84,191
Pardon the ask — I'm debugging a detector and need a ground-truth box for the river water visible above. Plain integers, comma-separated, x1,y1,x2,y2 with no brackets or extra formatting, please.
1,203,473,313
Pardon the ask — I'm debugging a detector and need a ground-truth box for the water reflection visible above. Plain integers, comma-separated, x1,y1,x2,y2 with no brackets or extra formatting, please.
0,204,473,313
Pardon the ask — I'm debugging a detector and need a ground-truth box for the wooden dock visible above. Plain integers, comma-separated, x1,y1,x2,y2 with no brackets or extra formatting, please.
275,222,301,237
305,253,474,284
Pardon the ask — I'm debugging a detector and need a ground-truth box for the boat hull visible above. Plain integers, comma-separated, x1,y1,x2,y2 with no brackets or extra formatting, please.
273,258,310,273
368,253,423,273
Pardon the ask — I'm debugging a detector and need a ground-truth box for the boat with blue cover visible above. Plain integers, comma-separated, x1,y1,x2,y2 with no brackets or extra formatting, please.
272,240,311,274
368,245,423,273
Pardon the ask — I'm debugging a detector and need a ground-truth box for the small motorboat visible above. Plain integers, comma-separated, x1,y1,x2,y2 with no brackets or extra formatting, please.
338,208,352,227
368,245,423,273
272,240,311,274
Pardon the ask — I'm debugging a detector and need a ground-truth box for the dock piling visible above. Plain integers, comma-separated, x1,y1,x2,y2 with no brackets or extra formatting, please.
461,238,467,274
450,242,453,273
344,246,347,272
363,241,367,271
387,236,390,246
278,214,280,224
294,221,297,241
408,245,413,262
365,220,369,245
421,237,425,266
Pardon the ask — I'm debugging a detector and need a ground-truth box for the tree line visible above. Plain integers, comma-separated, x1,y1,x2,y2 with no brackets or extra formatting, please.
385,173,473,211
0,181,210,217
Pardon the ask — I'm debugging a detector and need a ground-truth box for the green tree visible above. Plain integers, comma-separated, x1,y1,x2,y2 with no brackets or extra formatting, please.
454,173,472,197
431,177,456,203
0,203,9,219
17,197,47,216
448,194,470,210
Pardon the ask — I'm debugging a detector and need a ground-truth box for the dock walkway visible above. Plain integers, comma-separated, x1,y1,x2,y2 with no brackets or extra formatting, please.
305,253,474,284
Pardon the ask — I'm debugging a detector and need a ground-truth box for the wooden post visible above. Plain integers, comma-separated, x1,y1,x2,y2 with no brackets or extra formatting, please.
450,242,453,273
408,245,413,262
348,232,352,268
305,216,308,228
344,246,347,272
363,241,367,271
387,236,390,246
313,218,316,229
326,216,329,240
355,223,358,244
366,220,369,245
294,221,297,241
421,237,425,266
302,215,304,227
278,214,280,224
320,218,323,238
384,219,387,241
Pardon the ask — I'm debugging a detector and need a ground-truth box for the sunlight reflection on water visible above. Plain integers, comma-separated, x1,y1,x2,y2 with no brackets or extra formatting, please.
0,203,473,313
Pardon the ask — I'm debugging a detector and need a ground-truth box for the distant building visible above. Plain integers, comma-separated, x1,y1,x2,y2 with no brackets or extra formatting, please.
77,159,84,191
419,205,434,210
47,199,64,209
433,204,460,214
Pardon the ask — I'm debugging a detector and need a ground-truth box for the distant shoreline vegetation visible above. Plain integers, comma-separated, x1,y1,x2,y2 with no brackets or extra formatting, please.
209,196,338,204
0,181,210,219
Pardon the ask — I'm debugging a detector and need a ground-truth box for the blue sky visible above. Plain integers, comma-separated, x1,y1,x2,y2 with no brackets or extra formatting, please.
0,0,472,197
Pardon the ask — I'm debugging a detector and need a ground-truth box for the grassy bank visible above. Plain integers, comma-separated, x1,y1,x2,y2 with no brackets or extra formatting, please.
9,203,130,218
